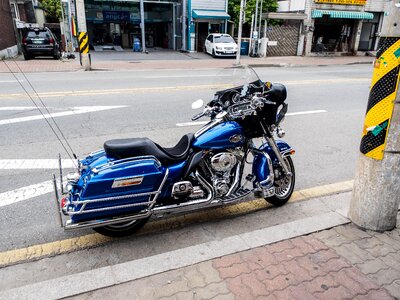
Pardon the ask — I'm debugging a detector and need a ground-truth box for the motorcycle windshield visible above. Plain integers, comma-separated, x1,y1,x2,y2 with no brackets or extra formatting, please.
213,65,264,95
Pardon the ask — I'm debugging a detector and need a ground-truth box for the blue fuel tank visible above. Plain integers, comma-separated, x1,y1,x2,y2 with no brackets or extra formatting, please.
192,121,245,150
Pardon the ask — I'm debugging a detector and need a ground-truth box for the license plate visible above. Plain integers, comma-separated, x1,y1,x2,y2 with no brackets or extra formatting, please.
226,51,234,54
33,40,43,44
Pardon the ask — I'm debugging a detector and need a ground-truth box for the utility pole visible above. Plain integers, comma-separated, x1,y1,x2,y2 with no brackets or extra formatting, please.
182,0,187,51
235,0,245,65
140,0,146,53
75,0,90,70
349,1,400,231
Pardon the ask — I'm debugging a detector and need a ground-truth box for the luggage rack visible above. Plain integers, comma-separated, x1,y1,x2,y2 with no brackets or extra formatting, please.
53,155,169,230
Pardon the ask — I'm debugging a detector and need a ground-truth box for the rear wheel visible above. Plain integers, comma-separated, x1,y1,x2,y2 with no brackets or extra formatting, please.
265,156,295,207
93,217,150,237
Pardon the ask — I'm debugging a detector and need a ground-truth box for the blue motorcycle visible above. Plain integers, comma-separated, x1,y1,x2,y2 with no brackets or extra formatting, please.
54,66,295,237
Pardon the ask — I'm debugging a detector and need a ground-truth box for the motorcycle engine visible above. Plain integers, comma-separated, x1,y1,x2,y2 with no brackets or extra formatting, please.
208,151,240,197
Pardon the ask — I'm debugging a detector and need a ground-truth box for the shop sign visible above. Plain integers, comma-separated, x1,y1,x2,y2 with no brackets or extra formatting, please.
315,0,366,5
103,10,130,22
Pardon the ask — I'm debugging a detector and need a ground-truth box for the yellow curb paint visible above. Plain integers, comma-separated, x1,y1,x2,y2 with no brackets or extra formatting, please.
0,180,354,268
0,78,370,100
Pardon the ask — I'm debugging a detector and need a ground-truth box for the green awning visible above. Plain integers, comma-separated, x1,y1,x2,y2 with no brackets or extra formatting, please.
312,10,374,20
192,10,230,20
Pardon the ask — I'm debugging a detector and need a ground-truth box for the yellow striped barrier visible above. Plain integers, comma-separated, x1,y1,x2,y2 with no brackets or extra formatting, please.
360,37,400,160
78,32,89,54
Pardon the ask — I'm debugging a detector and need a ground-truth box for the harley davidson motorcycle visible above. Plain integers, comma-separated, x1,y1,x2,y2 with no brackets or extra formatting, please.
53,66,295,237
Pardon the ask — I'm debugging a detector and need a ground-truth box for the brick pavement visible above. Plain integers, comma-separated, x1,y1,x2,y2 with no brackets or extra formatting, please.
70,214,399,300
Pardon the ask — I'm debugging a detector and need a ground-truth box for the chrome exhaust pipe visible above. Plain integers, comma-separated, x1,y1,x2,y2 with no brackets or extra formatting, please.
153,171,214,216
63,210,152,231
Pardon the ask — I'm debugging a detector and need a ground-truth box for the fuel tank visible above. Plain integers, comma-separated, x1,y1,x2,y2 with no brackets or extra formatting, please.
192,121,245,150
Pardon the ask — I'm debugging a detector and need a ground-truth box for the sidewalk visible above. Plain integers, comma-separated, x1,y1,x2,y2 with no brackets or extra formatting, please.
68,214,400,300
0,51,374,73
1,191,399,300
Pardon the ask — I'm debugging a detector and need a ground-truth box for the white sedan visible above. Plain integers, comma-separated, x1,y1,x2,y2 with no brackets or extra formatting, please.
205,34,238,57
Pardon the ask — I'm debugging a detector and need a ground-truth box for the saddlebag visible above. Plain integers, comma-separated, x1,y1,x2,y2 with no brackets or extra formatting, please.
67,155,167,223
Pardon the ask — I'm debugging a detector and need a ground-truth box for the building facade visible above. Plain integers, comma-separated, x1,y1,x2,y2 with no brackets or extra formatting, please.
74,0,229,52
0,0,17,58
0,0,38,58
277,0,389,56
187,0,229,52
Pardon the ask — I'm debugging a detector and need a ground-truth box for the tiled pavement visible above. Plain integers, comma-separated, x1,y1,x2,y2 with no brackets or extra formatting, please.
70,214,400,300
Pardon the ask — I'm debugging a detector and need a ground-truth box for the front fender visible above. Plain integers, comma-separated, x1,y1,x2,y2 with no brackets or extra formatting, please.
252,140,294,188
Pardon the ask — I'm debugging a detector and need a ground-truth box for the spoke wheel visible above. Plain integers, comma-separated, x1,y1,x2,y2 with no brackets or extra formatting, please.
93,217,150,237
265,156,295,207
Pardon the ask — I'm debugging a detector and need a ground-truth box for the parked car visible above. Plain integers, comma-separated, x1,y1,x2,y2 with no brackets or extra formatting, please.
22,27,61,60
205,34,238,58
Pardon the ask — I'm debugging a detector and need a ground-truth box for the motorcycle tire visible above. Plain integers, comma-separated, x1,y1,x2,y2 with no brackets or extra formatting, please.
265,156,295,207
93,217,150,237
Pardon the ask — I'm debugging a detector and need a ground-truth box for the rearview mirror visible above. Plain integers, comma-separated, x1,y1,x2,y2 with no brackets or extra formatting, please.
191,99,204,110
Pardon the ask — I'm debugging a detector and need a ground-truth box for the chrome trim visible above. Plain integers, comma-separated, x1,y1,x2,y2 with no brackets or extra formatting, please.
153,171,214,215
265,136,292,176
194,118,223,138
53,174,63,228
94,156,162,172
59,154,65,195
226,162,242,196
65,169,169,216
64,210,152,231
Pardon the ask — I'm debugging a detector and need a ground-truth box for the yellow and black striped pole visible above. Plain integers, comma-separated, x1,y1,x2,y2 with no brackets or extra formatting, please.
75,0,91,70
78,32,89,54
360,37,400,160
350,0,400,231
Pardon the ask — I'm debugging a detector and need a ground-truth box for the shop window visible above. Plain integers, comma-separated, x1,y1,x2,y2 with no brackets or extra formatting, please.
10,3,20,20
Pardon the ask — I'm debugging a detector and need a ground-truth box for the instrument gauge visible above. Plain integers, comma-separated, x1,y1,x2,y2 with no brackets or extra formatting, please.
224,100,231,107
232,93,240,103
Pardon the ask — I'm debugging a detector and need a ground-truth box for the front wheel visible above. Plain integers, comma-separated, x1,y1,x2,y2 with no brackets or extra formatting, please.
265,156,295,207
93,217,150,237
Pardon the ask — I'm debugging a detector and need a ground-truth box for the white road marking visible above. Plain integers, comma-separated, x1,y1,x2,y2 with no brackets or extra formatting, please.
176,121,209,127
286,110,327,116
0,106,38,111
144,74,231,79
0,80,24,83
0,105,127,126
0,180,56,208
176,110,328,127
0,159,76,170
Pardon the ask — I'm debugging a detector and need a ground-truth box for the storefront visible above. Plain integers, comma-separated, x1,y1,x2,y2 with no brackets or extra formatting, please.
188,0,229,52
311,9,373,53
84,0,181,50
190,10,230,52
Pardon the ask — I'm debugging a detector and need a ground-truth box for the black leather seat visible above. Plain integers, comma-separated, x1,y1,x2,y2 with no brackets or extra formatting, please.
104,133,194,165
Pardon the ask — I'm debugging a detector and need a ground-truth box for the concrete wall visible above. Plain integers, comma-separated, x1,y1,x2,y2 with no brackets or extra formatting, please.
191,0,225,11
0,0,17,55
365,0,387,12
278,0,306,12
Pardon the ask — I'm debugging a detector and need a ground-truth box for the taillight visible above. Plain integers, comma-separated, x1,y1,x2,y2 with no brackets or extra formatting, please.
61,197,67,208
22,37,27,45
49,37,54,45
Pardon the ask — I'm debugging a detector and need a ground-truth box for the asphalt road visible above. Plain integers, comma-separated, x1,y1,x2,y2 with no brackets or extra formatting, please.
0,64,372,253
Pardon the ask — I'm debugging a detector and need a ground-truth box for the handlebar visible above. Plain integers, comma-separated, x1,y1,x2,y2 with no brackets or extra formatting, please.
192,106,215,121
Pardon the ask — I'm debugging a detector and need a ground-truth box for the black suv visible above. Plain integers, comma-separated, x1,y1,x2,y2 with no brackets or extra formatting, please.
22,27,61,60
